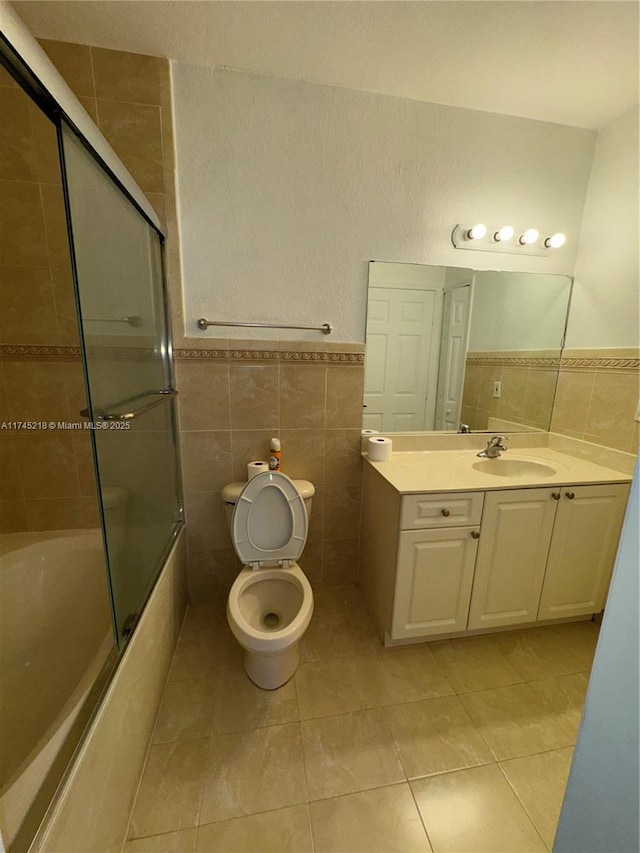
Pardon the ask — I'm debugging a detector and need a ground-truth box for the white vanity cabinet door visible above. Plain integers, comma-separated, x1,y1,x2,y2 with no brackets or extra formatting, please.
467,488,558,631
537,483,629,621
392,526,479,639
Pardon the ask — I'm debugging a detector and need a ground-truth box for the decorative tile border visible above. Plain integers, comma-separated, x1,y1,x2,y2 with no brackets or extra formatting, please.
0,345,81,361
0,344,365,365
466,356,560,370
559,357,640,374
174,348,365,365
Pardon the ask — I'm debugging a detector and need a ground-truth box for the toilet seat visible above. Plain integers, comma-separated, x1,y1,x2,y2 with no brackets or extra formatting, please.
232,471,308,568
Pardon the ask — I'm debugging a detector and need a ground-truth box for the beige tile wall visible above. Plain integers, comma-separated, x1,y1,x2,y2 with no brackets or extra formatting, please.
0,62,97,532
462,351,561,432
551,348,639,455
1,41,181,535
176,349,365,599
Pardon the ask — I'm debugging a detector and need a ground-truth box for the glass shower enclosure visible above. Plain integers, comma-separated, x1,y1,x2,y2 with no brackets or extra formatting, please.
0,31,182,851
61,126,183,644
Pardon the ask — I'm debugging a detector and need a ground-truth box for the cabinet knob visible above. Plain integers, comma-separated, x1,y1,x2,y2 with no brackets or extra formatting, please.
441,508,450,517
565,491,575,500
471,530,480,539
551,492,561,500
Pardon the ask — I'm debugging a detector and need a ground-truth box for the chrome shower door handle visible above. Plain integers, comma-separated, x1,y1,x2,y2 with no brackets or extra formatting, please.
80,388,178,421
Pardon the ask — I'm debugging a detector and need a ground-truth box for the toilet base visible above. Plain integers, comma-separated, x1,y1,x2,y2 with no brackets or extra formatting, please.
243,643,300,690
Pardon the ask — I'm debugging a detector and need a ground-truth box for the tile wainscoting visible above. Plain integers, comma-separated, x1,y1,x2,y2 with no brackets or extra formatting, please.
551,348,640,454
175,343,365,600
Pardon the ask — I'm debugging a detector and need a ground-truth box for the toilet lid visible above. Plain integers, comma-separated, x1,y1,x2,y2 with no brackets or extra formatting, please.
232,471,308,566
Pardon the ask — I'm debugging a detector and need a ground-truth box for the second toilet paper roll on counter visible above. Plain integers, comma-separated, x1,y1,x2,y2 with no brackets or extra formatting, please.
247,460,269,480
367,436,392,462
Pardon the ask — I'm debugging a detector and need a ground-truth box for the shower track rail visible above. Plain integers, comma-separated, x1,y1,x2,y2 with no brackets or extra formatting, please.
197,318,333,335
79,388,177,421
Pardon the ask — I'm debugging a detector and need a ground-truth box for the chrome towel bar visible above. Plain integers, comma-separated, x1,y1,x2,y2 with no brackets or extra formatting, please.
197,318,332,335
80,388,177,422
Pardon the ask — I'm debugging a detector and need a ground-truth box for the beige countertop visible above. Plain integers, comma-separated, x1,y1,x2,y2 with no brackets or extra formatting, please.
364,446,632,495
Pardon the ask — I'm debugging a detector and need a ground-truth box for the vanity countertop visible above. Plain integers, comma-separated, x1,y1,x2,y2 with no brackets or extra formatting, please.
364,446,632,495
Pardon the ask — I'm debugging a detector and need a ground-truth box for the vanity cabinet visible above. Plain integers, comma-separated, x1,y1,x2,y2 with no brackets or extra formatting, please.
468,483,629,630
537,483,629,621
393,492,484,639
466,488,558,631
360,460,630,646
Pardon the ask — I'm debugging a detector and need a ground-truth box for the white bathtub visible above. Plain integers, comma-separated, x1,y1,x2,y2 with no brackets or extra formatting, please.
0,530,114,848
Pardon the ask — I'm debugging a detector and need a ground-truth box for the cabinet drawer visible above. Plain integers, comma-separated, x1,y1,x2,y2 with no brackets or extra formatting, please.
400,491,484,530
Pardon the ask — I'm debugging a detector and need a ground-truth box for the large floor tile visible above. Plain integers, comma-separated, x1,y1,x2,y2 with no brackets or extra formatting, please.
411,764,547,852
300,708,405,800
430,635,523,694
128,740,206,839
384,695,494,779
195,805,313,852
295,654,380,719
152,677,212,744
199,723,307,824
547,620,601,670
527,672,590,740
460,683,574,761
124,828,197,853
491,626,584,681
373,645,455,705
168,628,241,681
209,666,298,733
310,783,432,852
500,747,573,848
300,585,381,662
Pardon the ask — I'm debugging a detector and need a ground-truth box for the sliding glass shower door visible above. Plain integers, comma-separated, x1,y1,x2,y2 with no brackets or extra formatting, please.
61,125,183,645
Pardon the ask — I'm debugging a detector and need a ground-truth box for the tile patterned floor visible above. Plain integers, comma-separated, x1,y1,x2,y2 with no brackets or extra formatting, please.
123,585,598,853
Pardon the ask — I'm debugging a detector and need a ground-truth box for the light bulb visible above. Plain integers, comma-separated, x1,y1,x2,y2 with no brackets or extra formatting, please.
519,228,539,245
467,224,487,240
544,233,566,249
494,225,514,242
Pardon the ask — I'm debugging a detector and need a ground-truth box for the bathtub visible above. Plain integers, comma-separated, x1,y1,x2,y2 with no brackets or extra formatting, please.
0,529,115,848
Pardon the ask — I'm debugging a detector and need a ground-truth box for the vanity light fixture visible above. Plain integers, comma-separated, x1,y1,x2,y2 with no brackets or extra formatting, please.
452,223,567,256
544,232,566,249
466,223,487,240
493,225,514,242
519,228,539,245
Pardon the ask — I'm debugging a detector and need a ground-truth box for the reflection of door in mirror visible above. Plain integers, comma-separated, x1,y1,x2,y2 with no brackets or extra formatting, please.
364,263,573,433
435,273,474,430
364,263,443,431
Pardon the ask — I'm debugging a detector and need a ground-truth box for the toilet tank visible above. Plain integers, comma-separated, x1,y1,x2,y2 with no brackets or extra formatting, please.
221,479,314,532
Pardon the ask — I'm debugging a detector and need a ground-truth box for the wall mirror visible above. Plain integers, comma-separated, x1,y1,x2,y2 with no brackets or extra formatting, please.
363,261,573,433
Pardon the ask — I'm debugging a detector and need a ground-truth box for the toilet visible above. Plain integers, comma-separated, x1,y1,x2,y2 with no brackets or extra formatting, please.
222,471,315,690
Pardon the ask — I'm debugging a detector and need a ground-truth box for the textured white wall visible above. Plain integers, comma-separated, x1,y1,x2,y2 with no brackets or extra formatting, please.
172,65,595,342
468,271,572,351
565,106,639,349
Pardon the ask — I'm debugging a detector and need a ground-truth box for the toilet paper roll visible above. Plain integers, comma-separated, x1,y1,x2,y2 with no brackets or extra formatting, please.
368,436,392,462
247,460,269,480
361,429,380,435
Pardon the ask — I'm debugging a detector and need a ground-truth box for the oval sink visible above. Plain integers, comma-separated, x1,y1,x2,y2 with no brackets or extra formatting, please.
472,459,558,478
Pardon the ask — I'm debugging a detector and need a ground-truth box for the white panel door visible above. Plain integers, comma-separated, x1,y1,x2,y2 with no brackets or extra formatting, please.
364,287,436,431
392,527,479,639
468,488,558,630
538,483,629,620
436,280,472,430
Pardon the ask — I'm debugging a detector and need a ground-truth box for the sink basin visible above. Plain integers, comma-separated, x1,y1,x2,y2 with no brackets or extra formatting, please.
472,458,558,478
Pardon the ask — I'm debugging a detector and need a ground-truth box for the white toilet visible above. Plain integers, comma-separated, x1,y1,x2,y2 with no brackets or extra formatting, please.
222,472,315,690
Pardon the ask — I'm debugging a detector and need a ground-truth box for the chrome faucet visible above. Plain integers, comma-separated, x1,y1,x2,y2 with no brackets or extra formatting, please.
477,435,509,458
458,423,471,434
